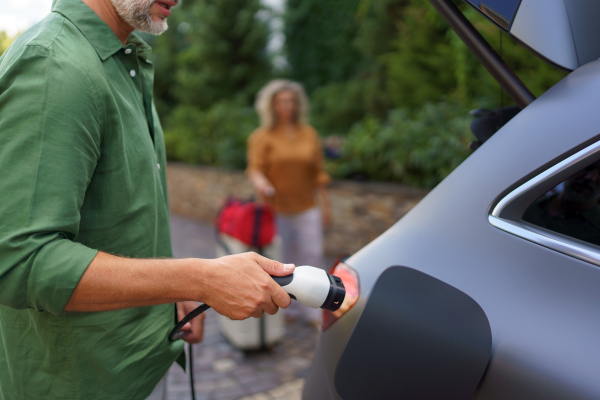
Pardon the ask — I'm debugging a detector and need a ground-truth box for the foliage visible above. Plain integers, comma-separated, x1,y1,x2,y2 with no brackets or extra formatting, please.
327,101,473,187
302,0,568,138
386,4,568,109
385,3,474,109
148,0,272,170
0,32,16,58
163,102,258,170
309,80,372,135
284,0,362,93
149,0,272,118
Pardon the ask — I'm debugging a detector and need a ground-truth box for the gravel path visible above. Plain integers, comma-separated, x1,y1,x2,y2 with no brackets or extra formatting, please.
167,213,317,400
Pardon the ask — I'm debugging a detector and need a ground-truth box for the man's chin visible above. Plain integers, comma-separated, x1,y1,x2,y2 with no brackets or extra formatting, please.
136,20,168,35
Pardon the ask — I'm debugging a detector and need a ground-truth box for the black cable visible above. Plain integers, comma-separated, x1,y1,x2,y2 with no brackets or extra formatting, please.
189,343,196,400
169,306,209,400
168,303,211,342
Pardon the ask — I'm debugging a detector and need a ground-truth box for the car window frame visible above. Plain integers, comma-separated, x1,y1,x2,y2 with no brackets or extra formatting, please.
489,139,600,267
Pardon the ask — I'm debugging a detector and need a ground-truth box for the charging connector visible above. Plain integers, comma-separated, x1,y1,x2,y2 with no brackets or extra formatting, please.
272,266,346,311
169,265,346,341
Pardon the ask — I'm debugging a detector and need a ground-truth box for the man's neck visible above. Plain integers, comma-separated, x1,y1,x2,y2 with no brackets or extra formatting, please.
81,0,133,45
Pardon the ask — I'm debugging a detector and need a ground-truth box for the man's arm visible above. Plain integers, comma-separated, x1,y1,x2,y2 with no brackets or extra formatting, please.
65,251,294,320
0,46,104,315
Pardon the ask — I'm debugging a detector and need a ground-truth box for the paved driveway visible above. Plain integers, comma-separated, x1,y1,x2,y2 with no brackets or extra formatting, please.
167,213,317,400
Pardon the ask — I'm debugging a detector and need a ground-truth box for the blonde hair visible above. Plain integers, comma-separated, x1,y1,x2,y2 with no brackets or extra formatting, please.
255,79,309,130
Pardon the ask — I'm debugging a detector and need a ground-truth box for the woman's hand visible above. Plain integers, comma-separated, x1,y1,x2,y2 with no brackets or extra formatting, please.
176,301,206,344
261,185,276,197
248,170,276,199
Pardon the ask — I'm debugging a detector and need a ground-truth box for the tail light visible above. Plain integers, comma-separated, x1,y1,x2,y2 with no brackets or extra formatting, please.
322,257,359,331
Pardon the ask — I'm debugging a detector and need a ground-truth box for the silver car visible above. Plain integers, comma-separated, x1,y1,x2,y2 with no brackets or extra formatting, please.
304,0,600,399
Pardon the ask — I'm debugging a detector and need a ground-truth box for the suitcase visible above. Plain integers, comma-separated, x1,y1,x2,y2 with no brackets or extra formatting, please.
215,233,286,350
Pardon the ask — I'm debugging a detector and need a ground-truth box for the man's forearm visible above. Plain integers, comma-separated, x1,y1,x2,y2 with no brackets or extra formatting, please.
64,251,295,320
64,251,204,312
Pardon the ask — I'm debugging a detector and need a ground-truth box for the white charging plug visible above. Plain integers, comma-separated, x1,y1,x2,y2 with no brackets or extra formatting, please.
272,266,346,311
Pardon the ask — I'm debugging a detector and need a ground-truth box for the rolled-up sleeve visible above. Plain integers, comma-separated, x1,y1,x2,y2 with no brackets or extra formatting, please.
0,45,101,315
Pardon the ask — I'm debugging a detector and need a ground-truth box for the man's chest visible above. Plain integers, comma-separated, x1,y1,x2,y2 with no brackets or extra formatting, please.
95,57,160,175
75,59,170,256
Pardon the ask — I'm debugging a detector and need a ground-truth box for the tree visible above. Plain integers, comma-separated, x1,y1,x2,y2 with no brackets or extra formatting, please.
384,2,567,110
303,0,403,135
148,0,273,168
284,0,362,93
151,0,272,115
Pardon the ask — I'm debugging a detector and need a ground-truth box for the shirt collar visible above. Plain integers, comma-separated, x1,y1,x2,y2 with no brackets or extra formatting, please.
52,0,152,61
127,33,152,61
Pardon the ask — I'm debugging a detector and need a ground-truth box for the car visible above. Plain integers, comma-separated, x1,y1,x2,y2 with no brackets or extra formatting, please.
303,0,600,399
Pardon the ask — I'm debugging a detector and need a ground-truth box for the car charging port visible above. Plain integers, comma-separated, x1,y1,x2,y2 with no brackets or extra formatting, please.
322,259,359,331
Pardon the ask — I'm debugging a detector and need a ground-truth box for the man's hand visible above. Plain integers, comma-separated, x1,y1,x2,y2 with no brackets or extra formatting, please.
176,301,206,344
200,252,295,320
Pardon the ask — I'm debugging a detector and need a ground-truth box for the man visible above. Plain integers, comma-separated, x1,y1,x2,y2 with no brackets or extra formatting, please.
0,0,294,398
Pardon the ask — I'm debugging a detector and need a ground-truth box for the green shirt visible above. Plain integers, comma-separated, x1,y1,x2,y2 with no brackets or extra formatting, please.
0,0,184,398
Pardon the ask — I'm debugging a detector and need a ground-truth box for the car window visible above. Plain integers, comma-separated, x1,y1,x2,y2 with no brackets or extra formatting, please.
522,159,600,247
464,0,521,29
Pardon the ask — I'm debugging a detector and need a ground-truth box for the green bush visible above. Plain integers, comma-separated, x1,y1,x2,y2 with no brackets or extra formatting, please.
164,102,258,170
310,80,371,135
329,101,473,187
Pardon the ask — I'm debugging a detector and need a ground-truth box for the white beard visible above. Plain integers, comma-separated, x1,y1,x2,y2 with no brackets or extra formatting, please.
110,0,169,35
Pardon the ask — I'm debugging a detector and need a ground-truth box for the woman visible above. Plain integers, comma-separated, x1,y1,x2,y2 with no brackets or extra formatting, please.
247,80,331,321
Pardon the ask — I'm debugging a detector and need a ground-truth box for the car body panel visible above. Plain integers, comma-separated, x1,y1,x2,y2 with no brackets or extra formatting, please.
335,267,492,400
304,60,600,399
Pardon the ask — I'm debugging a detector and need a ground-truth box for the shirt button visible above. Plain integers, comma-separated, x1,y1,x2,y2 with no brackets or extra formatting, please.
157,163,161,170
124,48,132,54
130,70,136,77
